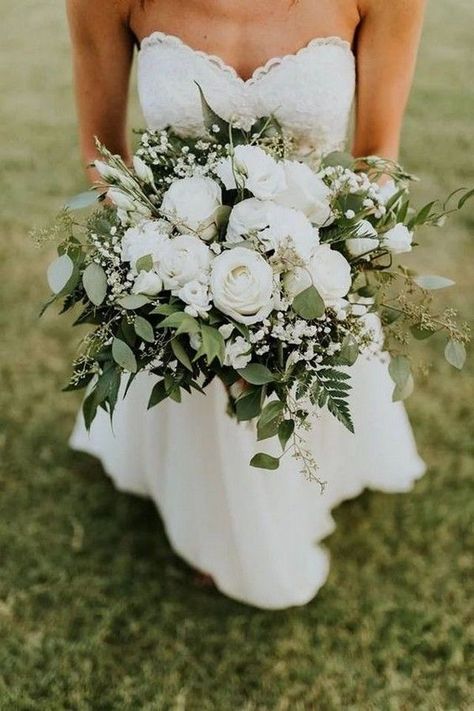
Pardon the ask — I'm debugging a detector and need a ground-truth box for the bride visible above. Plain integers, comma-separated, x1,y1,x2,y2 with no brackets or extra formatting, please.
67,0,427,609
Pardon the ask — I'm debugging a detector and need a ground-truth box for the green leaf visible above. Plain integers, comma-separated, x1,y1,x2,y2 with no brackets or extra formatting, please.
171,338,193,372
382,308,402,325
200,324,225,365
414,275,455,290
118,294,150,309
412,200,437,226
195,82,230,137
392,373,414,402
323,151,353,169
237,363,275,385
135,254,154,273
258,400,285,428
410,324,435,340
292,286,325,320
157,312,200,335
336,335,359,366
444,339,466,370
47,254,74,294
278,419,295,450
65,190,99,211
134,316,155,343
148,380,167,408
250,453,280,471
82,262,107,306
82,390,99,431
235,388,263,421
458,188,474,209
150,303,181,316
112,337,138,372
388,355,411,388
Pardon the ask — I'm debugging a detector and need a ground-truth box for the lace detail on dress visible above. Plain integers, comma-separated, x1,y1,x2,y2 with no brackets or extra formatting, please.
137,30,356,161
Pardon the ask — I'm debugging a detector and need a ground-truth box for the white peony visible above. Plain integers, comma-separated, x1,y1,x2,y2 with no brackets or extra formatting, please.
226,198,271,243
121,220,170,271
224,336,252,369
285,244,352,305
157,234,212,290
131,270,163,296
160,176,222,240
210,247,274,325
257,204,319,263
345,219,379,258
382,223,413,254
177,280,212,318
215,144,286,200
275,160,332,226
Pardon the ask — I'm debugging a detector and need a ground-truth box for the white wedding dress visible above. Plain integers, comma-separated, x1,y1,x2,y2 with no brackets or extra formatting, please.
70,31,426,609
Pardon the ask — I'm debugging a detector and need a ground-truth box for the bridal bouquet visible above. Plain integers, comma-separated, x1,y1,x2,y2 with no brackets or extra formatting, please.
41,91,470,481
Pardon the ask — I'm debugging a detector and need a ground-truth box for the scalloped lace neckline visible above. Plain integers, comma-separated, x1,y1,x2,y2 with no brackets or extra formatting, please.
139,30,353,85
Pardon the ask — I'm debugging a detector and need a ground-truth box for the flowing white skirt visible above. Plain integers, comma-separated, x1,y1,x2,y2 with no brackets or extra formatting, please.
70,350,425,609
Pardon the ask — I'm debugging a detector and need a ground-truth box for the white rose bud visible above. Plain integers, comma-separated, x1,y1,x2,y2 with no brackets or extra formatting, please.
131,270,163,296
382,224,413,254
345,219,379,257
210,247,274,325
133,155,154,184
94,160,120,181
215,145,286,201
161,176,222,241
107,188,151,217
275,160,332,226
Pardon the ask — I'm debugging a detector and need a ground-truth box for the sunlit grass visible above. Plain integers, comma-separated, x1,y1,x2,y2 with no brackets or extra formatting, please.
0,0,472,707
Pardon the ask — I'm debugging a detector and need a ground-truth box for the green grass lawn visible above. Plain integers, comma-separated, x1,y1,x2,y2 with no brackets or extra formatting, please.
0,0,473,708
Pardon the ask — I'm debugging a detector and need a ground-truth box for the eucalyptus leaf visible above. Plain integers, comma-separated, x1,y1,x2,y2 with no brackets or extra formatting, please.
195,82,230,137
323,151,354,169
444,339,466,370
134,316,155,343
258,400,285,428
250,453,280,471
47,254,74,294
414,275,455,290
135,254,154,273
148,380,167,408
82,262,107,306
278,419,295,450
292,286,325,320
392,373,414,402
65,190,99,211
235,388,262,421
112,337,138,372
388,355,411,388
118,294,150,309
337,335,359,367
237,363,275,385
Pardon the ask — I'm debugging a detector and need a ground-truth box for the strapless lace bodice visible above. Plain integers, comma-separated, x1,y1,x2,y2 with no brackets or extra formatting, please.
138,31,356,160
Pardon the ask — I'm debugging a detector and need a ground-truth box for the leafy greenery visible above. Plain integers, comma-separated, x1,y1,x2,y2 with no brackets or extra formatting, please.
0,0,473,707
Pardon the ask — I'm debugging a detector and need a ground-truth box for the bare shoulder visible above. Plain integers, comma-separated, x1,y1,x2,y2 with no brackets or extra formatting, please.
358,0,426,20
66,0,132,32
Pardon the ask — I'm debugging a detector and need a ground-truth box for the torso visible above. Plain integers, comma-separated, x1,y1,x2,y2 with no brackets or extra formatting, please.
129,0,360,81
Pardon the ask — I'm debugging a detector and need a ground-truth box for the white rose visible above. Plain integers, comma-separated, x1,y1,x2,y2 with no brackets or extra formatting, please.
131,270,163,296
382,224,413,254
226,198,271,243
224,336,252,369
133,155,154,184
161,176,222,240
157,234,212,290
121,220,170,271
285,244,352,305
275,160,332,226
345,219,379,257
215,145,286,200
258,204,319,263
210,247,274,325
177,280,212,318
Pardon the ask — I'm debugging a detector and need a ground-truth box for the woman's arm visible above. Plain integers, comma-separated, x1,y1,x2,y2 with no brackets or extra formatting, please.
352,0,427,160
66,0,135,182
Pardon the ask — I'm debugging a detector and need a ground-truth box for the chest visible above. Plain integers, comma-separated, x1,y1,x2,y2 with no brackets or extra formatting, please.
131,0,358,81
